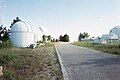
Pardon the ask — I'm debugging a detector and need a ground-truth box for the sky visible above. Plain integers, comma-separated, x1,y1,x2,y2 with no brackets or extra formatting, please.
1,0,120,41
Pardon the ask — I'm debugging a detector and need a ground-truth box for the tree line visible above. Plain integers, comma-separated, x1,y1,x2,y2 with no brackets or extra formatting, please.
42,34,70,42
59,34,69,42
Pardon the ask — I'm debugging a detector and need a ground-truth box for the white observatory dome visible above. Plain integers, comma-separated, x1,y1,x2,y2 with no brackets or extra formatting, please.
33,27,43,42
11,21,32,32
11,21,34,47
109,26,120,39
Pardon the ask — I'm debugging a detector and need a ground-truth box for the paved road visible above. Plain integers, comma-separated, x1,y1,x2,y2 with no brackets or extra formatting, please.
55,42,120,80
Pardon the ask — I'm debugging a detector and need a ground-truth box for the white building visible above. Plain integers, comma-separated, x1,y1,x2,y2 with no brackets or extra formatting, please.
101,34,118,40
33,27,43,43
11,21,43,48
109,26,120,39
101,33,118,45
90,37,101,44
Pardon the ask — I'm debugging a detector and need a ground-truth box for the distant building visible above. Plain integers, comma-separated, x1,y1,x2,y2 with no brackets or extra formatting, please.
90,37,101,44
109,26,120,39
101,33,118,45
81,37,101,44
81,37,90,41
101,34,118,40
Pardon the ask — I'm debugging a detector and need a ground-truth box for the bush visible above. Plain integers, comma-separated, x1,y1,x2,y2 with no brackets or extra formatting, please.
0,52,16,65
3,70,16,80
0,39,13,49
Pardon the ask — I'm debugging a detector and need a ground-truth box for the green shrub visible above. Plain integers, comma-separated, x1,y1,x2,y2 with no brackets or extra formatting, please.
0,53,16,65
3,70,16,80
0,39,13,49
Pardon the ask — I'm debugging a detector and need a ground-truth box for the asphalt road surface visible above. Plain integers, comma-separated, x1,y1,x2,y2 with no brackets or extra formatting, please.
55,42,120,80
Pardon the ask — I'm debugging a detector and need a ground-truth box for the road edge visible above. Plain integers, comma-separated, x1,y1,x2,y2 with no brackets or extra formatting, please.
54,44,69,80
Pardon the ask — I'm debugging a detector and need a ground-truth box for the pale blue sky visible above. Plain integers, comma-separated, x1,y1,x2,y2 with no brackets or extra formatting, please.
1,0,120,41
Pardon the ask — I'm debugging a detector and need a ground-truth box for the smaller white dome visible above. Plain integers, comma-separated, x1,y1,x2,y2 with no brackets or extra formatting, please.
39,27,48,35
11,21,32,32
32,27,43,42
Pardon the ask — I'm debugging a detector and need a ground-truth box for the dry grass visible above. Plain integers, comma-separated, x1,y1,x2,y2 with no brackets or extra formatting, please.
0,43,63,80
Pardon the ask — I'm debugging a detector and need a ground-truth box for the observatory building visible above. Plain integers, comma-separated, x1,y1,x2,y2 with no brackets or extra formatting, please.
101,34,118,40
11,21,35,47
11,18,43,48
100,26,120,45
109,26,120,39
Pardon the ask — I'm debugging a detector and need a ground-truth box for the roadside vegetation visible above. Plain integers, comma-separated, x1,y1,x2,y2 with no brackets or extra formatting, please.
73,41,120,55
0,42,63,80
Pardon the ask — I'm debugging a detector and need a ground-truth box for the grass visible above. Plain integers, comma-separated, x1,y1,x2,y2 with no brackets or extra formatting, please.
0,39,13,49
73,41,120,55
0,42,63,80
